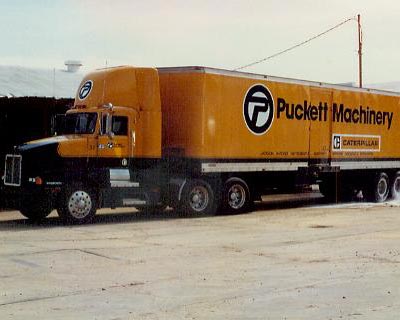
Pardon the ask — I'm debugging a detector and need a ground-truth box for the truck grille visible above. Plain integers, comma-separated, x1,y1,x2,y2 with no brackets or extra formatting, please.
4,155,22,186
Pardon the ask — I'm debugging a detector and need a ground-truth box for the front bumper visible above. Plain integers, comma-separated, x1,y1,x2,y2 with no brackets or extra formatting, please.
1,184,60,210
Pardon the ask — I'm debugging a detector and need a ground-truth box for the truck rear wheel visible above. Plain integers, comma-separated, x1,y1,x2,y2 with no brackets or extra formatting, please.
221,178,252,214
179,179,217,216
57,186,97,224
20,200,52,222
366,172,389,202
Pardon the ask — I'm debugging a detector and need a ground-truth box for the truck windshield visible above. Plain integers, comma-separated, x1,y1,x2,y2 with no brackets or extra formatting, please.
64,113,97,134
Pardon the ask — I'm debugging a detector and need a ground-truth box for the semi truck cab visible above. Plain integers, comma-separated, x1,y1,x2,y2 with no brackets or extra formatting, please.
3,66,164,223
60,105,135,159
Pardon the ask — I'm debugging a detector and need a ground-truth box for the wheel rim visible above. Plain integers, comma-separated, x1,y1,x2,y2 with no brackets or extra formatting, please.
68,190,92,219
228,184,246,209
188,186,209,212
377,177,388,200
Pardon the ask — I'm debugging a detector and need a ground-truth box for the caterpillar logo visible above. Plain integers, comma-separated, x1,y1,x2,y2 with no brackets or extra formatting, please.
332,134,381,152
243,84,274,135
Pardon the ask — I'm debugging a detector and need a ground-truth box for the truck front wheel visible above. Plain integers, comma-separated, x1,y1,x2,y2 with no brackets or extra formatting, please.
57,186,97,224
20,200,52,222
179,179,217,216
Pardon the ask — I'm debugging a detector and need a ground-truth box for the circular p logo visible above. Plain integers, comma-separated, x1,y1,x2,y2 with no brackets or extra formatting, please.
78,80,93,100
243,84,274,135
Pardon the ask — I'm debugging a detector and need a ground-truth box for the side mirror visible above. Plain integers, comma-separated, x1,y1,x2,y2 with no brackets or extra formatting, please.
105,114,114,139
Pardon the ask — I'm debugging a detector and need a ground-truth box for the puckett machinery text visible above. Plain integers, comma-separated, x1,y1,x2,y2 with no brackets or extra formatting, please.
277,98,393,129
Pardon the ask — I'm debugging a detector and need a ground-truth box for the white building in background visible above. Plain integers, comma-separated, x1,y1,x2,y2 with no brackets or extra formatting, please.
64,60,83,73
0,63,84,98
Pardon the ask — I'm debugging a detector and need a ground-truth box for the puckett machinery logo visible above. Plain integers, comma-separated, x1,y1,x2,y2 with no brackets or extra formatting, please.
243,84,274,135
78,80,93,100
243,91,394,131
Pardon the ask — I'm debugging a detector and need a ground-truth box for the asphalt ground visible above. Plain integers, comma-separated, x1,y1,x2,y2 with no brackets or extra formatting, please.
0,193,399,319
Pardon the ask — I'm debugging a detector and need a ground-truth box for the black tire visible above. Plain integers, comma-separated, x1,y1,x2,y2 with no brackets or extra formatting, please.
179,179,217,216
366,172,389,202
19,200,52,222
221,177,253,215
57,186,97,224
390,171,400,200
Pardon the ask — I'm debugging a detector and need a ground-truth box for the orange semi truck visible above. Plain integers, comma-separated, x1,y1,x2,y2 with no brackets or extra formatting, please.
3,66,400,223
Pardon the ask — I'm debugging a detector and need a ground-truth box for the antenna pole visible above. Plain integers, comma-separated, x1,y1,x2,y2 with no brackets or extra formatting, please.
357,14,362,88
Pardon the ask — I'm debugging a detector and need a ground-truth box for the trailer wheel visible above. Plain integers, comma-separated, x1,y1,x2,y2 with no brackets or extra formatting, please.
20,200,52,222
390,171,400,200
179,179,217,216
366,172,389,202
57,186,97,224
222,178,252,214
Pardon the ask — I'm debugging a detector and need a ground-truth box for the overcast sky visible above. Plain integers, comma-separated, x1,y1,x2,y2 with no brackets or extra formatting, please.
1,0,399,84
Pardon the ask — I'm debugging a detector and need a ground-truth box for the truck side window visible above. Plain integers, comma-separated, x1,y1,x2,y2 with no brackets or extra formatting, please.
64,112,97,134
112,116,128,136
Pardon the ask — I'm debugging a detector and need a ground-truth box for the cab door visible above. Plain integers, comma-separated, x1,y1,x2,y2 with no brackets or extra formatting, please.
97,113,130,159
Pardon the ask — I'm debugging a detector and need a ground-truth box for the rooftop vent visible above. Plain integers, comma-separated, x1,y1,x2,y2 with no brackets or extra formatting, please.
64,60,83,73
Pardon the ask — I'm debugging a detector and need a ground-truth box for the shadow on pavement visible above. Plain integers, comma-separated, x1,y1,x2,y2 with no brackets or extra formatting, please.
0,192,339,230
0,209,184,230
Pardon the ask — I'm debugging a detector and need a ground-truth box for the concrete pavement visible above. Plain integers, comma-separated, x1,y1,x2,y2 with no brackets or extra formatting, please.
0,197,399,319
